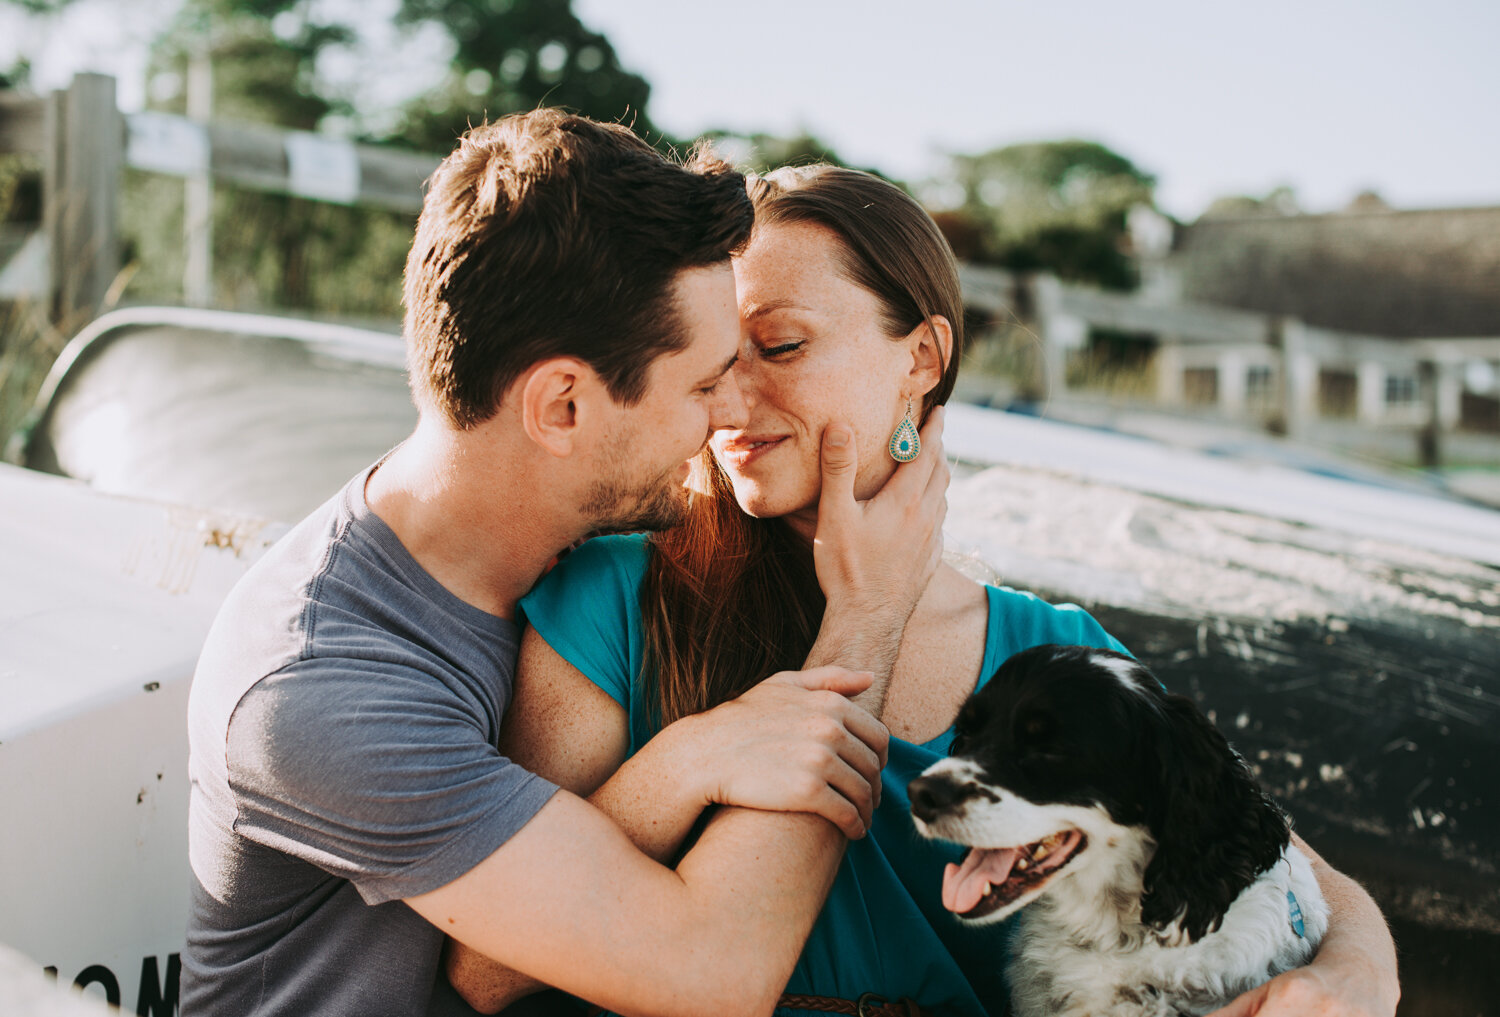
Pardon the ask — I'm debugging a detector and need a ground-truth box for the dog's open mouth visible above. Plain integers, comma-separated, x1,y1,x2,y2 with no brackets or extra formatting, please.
942,828,1087,919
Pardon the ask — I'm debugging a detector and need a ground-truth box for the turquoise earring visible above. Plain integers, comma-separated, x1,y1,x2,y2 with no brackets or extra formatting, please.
888,400,921,463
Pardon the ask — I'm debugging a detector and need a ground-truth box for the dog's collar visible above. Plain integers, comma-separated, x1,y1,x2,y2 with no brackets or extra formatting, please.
1286,890,1306,938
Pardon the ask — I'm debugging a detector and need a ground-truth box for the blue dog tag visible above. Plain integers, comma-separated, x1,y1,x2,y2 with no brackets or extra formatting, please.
1287,890,1306,938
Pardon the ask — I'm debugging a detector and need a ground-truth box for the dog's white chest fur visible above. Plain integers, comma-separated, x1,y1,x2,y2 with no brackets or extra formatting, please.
1008,846,1328,1017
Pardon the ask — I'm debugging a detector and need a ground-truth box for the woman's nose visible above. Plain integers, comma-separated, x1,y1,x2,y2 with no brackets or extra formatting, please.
729,353,762,408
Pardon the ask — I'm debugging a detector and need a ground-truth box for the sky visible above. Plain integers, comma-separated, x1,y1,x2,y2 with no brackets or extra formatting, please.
5,0,1498,220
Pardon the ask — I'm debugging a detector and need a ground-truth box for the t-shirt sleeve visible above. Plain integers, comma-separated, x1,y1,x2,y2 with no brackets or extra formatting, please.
986,584,1132,664
519,534,650,709
225,658,558,905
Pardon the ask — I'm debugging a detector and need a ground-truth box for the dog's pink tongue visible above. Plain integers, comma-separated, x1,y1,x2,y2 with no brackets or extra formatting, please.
942,847,1020,914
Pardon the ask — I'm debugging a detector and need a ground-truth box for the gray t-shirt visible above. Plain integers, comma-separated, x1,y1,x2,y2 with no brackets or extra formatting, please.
183,464,558,1016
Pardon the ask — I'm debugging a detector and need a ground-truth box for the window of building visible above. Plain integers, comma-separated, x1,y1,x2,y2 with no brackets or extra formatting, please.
1184,367,1218,406
1246,365,1274,408
1385,374,1418,407
1319,369,1358,418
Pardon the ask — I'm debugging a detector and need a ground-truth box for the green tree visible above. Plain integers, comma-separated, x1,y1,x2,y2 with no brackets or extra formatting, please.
126,0,408,314
929,140,1156,290
389,0,661,150
1201,185,1301,219
122,0,670,315
149,0,353,130
2,0,78,12
695,129,845,175
0,57,31,90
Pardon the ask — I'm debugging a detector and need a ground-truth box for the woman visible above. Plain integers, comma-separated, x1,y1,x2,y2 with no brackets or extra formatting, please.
459,165,1398,1016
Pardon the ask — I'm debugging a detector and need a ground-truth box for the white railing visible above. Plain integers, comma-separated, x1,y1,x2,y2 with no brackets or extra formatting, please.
0,73,443,325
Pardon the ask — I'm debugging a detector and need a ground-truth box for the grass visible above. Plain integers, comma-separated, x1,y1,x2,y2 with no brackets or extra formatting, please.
1064,347,1158,401
959,324,1161,406
958,323,1044,404
0,298,65,459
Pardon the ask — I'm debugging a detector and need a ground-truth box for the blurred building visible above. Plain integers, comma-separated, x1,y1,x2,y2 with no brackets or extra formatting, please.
1168,200,1500,340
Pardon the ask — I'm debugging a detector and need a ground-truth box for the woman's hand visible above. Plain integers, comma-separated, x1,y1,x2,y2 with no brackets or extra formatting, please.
807,406,949,711
667,665,891,839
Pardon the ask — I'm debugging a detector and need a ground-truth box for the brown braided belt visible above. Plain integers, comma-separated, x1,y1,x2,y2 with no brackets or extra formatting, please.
587,991,929,1017
777,992,929,1017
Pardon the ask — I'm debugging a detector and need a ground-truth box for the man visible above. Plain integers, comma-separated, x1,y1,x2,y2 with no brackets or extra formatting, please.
182,110,947,1016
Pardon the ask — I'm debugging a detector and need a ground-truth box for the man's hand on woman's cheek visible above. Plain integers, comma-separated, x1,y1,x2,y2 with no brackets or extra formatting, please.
813,407,948,618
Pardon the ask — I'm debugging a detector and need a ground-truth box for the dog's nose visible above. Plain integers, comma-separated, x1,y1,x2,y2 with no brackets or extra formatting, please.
908,775,965,822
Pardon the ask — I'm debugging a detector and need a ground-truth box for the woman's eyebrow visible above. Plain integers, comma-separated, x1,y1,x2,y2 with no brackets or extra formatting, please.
741,299,817,320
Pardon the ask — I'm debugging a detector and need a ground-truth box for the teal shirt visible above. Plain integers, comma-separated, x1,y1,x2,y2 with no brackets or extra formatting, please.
520,534,1128,1016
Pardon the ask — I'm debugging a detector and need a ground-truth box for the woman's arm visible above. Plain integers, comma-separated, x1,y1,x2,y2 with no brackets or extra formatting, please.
1208,833,1398,1017
502,626,631,797
508,626,886,859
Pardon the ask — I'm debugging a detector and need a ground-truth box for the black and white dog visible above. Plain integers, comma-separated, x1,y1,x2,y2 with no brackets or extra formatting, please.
909,645,1327,1017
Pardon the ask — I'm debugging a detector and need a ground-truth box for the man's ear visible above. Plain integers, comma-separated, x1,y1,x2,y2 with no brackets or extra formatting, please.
904,315,954,398
518,357,598,458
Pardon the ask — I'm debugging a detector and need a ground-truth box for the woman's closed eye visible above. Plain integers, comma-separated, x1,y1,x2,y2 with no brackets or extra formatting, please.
759,340,805,358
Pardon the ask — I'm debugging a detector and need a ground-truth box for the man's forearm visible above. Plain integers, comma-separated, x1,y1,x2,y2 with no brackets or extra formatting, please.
1298,834,1400,1013
675,806,846,1006
453,775,849,1015
807,600,909,715
447,723,723,1011
420,792,851,1017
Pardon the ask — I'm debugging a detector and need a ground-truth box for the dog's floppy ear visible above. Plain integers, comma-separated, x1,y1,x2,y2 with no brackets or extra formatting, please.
1139,692,1290,941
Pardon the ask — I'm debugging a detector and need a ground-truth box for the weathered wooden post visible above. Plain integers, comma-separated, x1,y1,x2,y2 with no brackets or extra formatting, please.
39,87,64,313
46,73,121,329
184,52,214,307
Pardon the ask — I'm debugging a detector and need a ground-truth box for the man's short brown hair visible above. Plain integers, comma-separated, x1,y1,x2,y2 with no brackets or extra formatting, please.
402,110,753,428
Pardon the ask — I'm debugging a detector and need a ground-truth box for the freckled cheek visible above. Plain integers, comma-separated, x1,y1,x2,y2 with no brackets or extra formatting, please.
754,363,893,477
750,372,820,436
849,399,906,496
852,450,900,501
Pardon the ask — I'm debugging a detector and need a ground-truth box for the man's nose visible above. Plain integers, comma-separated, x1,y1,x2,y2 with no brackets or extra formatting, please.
710,365,750,430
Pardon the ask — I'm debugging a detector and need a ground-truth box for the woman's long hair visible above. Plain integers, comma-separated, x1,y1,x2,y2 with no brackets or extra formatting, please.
640,165,965,726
